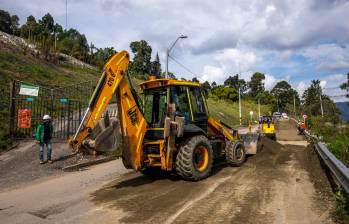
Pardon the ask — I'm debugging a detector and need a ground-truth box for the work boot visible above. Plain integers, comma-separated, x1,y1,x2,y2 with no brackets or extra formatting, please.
40,160,45,164
48,160,53,164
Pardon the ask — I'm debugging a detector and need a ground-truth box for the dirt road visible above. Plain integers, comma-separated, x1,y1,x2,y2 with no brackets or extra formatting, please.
0,120,336,223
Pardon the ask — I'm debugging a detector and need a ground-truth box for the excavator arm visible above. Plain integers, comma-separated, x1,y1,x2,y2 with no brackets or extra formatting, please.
69,51,148,170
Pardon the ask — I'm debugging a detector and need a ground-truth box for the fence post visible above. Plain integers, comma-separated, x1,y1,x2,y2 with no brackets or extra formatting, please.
66,100,71,139
9,80,16,138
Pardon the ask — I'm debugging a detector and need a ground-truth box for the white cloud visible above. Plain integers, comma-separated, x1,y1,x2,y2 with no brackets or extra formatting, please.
264,74,278,90
322,74,347,102
2,0,349,85
200,48,258,84
201,65,226,84
301,44,349,71
296,81,307,95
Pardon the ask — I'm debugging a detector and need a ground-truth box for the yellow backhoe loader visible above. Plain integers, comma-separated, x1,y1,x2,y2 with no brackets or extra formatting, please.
260,115,276,140
69,51,258,181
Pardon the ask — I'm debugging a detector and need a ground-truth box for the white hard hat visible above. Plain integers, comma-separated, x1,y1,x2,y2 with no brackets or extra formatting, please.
43,115,51,120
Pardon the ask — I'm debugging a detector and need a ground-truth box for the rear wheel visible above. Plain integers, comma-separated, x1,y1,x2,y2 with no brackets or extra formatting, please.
175,135,213,181
225,141,246,166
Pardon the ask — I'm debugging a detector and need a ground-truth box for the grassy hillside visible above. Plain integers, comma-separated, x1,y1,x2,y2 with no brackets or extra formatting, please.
207,96,272,128
0,51,100,87
0,49,101,150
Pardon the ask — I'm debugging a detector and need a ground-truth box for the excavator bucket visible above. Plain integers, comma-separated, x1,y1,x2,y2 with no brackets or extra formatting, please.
240,133,260,154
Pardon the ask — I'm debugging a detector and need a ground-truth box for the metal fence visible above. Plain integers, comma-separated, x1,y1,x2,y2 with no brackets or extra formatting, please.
9,80,93,140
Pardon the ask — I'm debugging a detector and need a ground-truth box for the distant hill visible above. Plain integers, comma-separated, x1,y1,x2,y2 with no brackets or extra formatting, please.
336,102,349,121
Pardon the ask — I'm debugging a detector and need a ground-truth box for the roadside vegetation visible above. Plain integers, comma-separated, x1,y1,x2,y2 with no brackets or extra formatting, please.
299,76,349,221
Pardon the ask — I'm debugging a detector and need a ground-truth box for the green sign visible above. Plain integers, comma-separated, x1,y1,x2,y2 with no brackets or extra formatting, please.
60,98,69,104
19,84,39,96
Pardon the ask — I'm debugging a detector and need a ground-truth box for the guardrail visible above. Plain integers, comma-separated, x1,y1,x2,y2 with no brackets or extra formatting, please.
291,118,349,194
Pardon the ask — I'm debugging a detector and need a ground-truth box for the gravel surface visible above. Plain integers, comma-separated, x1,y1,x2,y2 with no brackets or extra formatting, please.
0,140,110,191
0,120,338,223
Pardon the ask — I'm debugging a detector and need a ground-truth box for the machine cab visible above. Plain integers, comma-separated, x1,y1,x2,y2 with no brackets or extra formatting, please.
140,78,209,140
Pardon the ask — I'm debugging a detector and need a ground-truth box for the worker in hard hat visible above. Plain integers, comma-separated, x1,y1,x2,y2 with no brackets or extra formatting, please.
35,115,54,164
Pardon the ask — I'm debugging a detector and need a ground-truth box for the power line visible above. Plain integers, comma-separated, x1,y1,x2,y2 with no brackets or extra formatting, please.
328,94,348,97
168,55,198,78
323,86,342,90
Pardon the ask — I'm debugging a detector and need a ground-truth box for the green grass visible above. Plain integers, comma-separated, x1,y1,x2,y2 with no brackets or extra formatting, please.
310,116,349,165
0,49,101,151
309,116,349,221
207,96,273,128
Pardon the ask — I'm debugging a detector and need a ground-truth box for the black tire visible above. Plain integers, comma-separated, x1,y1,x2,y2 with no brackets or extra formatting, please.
175,135,213,181
225,141,246,167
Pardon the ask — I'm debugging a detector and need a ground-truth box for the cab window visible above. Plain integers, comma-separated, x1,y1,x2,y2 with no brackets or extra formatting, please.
144,88,167,127
170,86,191,123
189,87,207,117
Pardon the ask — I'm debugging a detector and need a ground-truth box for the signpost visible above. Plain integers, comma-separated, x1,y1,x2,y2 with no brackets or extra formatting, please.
17,109,31,129
19,84,39,97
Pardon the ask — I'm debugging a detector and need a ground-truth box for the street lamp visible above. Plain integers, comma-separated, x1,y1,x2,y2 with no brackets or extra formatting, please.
165,35,188,78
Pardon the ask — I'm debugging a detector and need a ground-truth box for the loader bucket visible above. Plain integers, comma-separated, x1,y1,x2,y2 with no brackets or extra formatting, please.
82,116,122,155
240,133,260,155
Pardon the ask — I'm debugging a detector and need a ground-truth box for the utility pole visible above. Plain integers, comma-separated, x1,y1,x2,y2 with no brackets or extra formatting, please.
54,32,57,51
165,35,188,78
258,98,261,120
319,93,324,117
293,93,296,117
65,0,68,30
239,87,242,126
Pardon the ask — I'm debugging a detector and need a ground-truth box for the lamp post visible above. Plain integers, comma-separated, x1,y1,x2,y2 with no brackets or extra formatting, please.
165,35,188,78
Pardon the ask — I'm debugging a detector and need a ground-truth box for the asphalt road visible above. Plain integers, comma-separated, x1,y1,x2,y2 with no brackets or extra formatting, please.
0,120,336,223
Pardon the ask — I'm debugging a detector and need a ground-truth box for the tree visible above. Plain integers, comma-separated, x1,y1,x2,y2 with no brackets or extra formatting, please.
271,80,300,113
20,15,39,39
212,86,238,102
129,40,152,80
151,52,162,77
340,72,349,105
10,15,20,35
38,13,54,35
202,81,211,90
211,81,217,89
57,28,89,60
224,74,247,93
201,81,211,98
249,72,265,97
302,80,339,117
89,47,117,68
192,77,199,83
256,91,276,105
0,9,12,34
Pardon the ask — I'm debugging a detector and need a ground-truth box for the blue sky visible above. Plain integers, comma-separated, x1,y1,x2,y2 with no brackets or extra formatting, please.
2,0,349,101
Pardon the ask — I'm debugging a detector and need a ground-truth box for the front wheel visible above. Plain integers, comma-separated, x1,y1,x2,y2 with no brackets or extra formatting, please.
175,135,213,181
225,141,246,166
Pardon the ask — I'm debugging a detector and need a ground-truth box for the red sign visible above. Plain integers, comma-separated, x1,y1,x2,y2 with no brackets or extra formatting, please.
18,109,31,128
